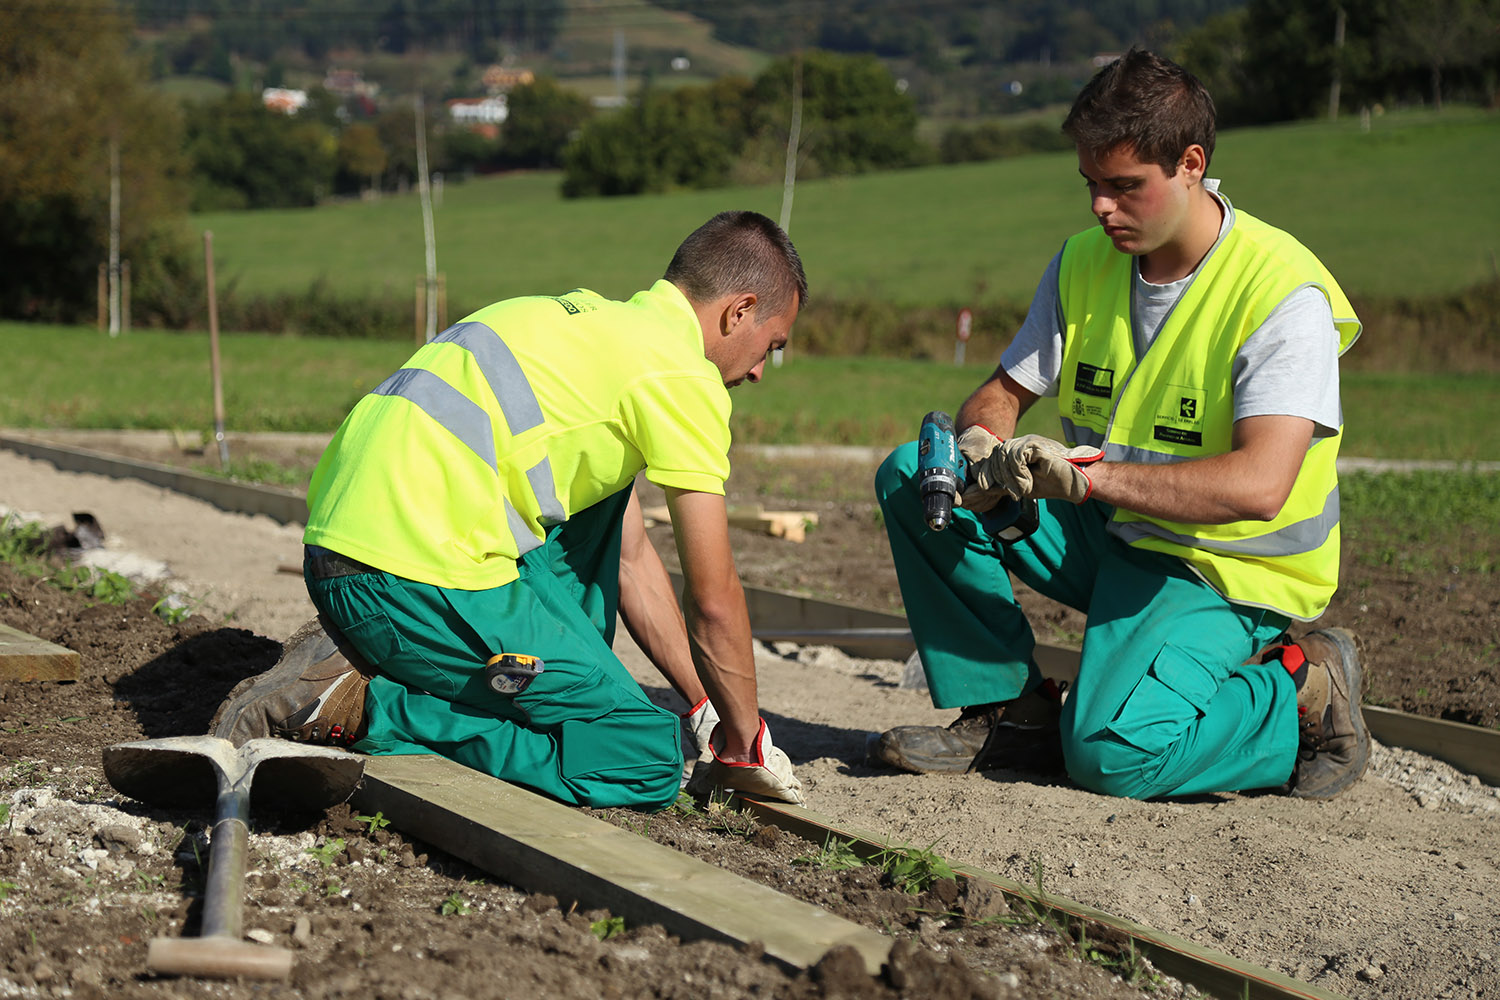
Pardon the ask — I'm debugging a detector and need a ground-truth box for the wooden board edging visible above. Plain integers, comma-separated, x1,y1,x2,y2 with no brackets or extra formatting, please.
1363,706,1500,786
350,754,893,975
734,797,1350,1000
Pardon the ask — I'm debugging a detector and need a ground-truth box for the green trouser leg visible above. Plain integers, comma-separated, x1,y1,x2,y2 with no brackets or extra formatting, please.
876,441,1301,798
306,489,683,811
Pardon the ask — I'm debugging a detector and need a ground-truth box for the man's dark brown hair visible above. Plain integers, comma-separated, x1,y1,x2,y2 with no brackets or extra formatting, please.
1062,47,1217,175
665,211,808,321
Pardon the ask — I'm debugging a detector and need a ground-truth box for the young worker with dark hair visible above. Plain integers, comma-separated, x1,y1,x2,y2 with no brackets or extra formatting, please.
217,211,808,810
871,49,1367,800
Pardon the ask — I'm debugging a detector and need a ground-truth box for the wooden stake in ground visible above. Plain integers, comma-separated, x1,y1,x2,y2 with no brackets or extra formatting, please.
203,231,230,469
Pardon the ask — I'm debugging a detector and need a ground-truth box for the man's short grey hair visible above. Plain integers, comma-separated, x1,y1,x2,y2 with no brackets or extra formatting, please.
664,211,808,321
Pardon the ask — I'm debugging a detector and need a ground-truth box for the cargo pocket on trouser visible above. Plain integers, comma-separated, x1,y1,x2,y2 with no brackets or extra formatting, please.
340,611,462,702
533,667,684,810
1082,644,1218,798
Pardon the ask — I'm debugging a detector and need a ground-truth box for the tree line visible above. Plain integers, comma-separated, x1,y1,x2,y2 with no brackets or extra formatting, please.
3,0,1497,326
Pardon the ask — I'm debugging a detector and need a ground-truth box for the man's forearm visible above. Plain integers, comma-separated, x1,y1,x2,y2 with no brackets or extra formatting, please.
682,587,762,759
1085,414,1315,525
957,368,1034,438
617,547,704,707
666,487,765,762
1089,455,1284,524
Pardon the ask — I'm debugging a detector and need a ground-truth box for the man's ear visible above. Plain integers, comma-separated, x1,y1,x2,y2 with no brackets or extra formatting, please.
721,292,758,335
1179,144,1207,183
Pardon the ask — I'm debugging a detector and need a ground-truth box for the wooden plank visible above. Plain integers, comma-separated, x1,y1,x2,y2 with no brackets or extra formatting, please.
1364,706,1500,787
0,622,81,681
350,754,893,975
737,797,1349,1000
643,504,819,543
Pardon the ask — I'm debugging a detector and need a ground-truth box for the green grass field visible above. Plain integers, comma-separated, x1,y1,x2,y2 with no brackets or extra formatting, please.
191,109,1497,311
4,324,1494,461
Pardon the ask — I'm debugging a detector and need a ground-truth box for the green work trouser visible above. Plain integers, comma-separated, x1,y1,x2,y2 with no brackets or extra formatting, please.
876,441,1301,799
305,489,683,811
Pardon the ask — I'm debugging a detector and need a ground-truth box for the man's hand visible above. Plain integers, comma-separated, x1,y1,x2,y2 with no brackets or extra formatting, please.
998,434,1103,503
955,425,1016,513
686,718,804,804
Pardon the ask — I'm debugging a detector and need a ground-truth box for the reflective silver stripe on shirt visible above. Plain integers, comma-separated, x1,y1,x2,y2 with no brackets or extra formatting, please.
1112,486,1340,557
526,455,567,526
433,321,545,436
372,368,496,471
504,497,543,557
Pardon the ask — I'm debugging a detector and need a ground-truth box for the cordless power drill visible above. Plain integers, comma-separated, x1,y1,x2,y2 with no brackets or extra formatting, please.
917,410,1040,542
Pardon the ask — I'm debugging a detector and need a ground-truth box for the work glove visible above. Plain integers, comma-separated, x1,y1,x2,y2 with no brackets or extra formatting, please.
681,696,719,762
685,718,805,805
997,434,1104,504
955,424,1016,514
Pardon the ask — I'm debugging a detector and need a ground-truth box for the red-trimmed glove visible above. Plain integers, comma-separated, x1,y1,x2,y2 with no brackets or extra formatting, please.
686,718,804,804
998,434,1104,503
681,696,719,762
955,424,1015,514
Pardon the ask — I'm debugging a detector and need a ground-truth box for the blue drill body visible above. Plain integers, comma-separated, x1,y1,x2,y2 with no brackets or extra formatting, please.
916,410,1039,541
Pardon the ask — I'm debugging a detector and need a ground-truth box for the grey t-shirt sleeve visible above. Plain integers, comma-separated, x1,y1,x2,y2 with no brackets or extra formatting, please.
1232,286,1342,438
999,251,1066,398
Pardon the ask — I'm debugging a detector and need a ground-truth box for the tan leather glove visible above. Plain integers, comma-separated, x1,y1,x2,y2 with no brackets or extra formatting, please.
955,424,1016,514
997,434,1104,503
685,718,804,804
681,696,719,762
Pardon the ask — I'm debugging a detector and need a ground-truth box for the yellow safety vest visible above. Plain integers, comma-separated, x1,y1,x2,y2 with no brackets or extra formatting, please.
304,281,731,590
1057,203,1360,620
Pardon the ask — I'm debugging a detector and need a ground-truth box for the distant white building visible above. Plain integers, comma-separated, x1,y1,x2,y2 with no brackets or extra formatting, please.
262,87,308,115
447,96,509,126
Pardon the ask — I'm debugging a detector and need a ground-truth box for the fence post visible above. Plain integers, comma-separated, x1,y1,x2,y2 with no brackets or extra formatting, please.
121,260,131,333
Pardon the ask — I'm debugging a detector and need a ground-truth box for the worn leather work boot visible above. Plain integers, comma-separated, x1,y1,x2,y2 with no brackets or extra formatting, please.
1287,628,1370,799
870,679,1065,774
212,615,375,748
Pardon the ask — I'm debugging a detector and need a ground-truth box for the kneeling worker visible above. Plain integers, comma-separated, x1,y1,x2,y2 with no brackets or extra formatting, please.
218,211,807,810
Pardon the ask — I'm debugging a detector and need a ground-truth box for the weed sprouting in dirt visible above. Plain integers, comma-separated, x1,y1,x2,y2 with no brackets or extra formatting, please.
354,810,391,836
874,841,955,894
306,836,345,868
793,835,865,872
590,915,626,940
439,890,471,916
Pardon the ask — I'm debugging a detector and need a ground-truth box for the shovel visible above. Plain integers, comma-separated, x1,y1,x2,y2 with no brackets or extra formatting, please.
103,736,365,980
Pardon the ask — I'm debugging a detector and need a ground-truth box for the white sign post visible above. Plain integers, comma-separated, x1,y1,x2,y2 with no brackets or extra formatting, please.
955,307,972,365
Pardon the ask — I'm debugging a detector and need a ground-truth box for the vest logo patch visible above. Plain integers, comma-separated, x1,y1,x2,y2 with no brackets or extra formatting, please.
1074,362,1114,399
1179,397,1197,419
1154,426,1203,447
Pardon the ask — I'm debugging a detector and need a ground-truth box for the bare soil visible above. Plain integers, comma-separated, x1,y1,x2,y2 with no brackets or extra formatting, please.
2,432,1498,1000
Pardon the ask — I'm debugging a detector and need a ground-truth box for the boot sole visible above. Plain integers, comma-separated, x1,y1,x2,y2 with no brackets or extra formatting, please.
210,618,345,743
1291,627,1370,799
868,729,980,774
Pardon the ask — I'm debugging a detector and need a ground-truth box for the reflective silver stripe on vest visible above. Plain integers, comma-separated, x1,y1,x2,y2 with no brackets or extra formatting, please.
372,369,496,471
1058,419,1106,450
526,455,567,526
1102,442,1184,465
504,498,543,557
433,321,545,437
1112,486,1340,557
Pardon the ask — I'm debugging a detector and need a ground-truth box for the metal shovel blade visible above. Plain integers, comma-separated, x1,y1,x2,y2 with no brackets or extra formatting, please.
103,736,365,980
